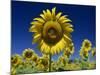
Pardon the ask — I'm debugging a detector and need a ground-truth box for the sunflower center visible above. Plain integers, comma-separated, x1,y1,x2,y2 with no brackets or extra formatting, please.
48,28,57,39
25,52,33,58
43,21,63,45
12,58,18,64
84,43,90,48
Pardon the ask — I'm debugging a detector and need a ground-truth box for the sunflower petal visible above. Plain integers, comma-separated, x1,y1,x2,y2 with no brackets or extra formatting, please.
46,9,52,20
41,43,45,52
64,34,72,41
61,19,72,24
40,14,46,20
56,12,62,20
44,43,50,54
52,7,56,17
29,26,37,32
65,27,74,32
43,10,47,18
38,40,44,48
51,46,56,55
34,34,41,40
31,21,43,26
56,44,61,54
58,15,66,22
34,18,45,23
32,34,41,44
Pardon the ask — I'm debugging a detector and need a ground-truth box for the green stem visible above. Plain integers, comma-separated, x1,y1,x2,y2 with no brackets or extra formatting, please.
49,53,51,72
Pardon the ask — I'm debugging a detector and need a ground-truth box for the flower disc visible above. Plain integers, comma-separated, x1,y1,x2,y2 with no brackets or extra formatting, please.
43,21,63,45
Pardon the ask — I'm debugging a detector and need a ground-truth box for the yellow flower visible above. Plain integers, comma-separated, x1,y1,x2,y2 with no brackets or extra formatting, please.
36,63,45,71
11,67,16,75
42,54,49,59
79,39,92,60
92,47,96,56
11,54,22,67
29,7,73,55
22,48,34,61
83,50,88,58
79,48,89,60
82,39,92,51
38,56,49,67
32,54,39,62
64,43,74,57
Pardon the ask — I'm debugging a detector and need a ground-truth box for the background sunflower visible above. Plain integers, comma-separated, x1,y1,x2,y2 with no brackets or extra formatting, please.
11,54,22,67
79,39,92,61
22,48,35,61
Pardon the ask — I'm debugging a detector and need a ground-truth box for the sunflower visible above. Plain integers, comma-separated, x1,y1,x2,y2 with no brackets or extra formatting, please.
82,39,92,51
36,63,45,71
91,47,96,56
79,39,92,60
11,67,16,75
22,48,34,61
38,56,49,68
64,43,74,58
51,61,58,71
79,47,89,60
42,54,49,59
32,54,39,62
11,54,22,67
29,7,73,55
58,56,66,66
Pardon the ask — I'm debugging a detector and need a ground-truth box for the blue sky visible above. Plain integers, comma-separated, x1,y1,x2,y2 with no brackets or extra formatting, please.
11,1,96,60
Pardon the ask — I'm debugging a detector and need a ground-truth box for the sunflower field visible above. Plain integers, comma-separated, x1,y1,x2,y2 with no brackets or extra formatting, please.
11,7,96,75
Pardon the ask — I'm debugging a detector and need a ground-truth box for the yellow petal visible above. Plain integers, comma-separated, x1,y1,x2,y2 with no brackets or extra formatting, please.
64,34,72,41
40,14,46,20
62,23,73,29
52,7,56,17
43,43,47,53
58,15,66,22
38,40,44,48
34,18,45,23
43,10,47,18
56,44,61,54
44,43,50,54
34,33,41,39
51,46,56,55
29,26,37,32
56,12,62,20
61,19,71,24
41,43,45,52
31,21,43,26
65,27,74,32
46,9,52,20
32,34,41,44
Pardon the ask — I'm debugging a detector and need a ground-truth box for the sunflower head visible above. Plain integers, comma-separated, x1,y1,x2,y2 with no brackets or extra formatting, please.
42,54,49,59
79,48,89,60
29,7,74,55
38,56,49,67
11,54,22,67
11,67,16,75
36,63,45,71
22,48,34,61
92,47,96,56
82,39,92,51
64,43,74,58
32,54,39,62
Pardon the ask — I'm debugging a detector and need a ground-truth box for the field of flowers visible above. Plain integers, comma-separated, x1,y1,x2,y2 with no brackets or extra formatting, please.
11,39,96,74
